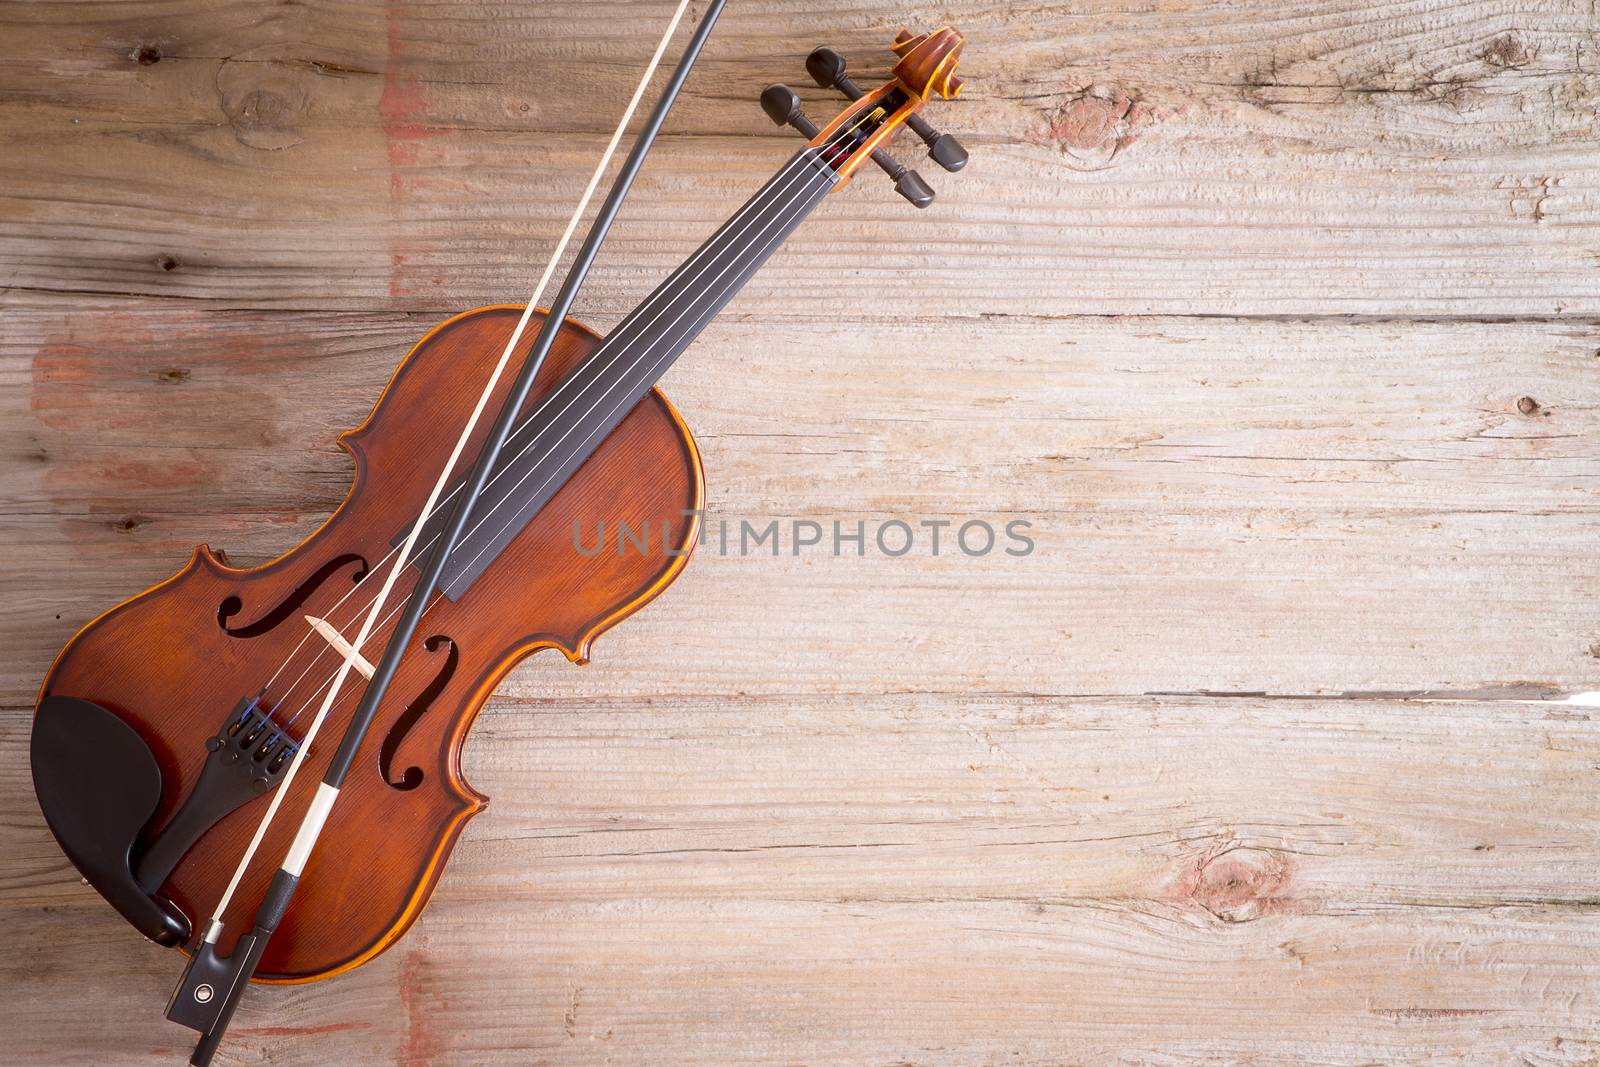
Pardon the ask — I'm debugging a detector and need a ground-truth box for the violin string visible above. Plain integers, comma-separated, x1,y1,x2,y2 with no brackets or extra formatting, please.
274,145,841,732
256,114,871,731
276,151,842,738
259,626,317,696
269,149,853,736
247,93,831,730
261,148,826,710
447,173,837,583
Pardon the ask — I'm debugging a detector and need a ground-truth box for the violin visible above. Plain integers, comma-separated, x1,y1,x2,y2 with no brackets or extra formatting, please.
31,12,966,1061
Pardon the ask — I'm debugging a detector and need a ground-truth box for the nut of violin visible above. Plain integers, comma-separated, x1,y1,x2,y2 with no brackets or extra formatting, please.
890,26,965,101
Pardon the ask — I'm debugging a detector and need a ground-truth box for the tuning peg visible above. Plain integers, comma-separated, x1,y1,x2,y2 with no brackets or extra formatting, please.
864,145,936,209
760,84,820,138
804,46,851,94
805,46,967,173
892,168,935,209
917,125,968,172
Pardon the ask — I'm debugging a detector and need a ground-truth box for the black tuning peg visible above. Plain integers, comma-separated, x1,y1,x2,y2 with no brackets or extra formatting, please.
804,46,851,95
805,46,968,173
892,168,935,209
864,148,936,209
761,84,820,138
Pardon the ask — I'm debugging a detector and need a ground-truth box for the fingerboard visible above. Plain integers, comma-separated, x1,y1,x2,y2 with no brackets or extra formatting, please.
397,149,838,599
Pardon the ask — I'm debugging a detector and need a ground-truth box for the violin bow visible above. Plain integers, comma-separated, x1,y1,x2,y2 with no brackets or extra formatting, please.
164,2,726,1061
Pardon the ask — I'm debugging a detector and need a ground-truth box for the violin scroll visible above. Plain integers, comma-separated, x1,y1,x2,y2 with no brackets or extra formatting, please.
890,27,965,101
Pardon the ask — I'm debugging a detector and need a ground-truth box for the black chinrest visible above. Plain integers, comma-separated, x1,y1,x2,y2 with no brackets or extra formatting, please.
31,695,191,946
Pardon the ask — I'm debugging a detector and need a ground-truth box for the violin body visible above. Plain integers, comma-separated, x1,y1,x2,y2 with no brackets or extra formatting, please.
38,306,703,981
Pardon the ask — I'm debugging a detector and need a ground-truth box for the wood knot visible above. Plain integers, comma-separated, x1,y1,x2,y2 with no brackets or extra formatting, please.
1483,34,1532,70
1045,86,1152,169
1177,845,1295,923
133,45,162,66
216,45,318,150
155,253,179,272
113,515,150,534
155,366,190,384
1515,395,1545,416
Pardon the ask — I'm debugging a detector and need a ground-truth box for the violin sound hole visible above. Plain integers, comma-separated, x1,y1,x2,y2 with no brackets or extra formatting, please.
217,553,369,638
380,634,458,791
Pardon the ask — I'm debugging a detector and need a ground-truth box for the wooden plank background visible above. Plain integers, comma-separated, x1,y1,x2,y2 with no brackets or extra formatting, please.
2,0,1598,1064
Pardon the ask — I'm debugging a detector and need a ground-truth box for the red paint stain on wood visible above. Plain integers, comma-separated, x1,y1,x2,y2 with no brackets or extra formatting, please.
381,0,445,300
233,1021,374,1038
399,948,440,1067
33,310,140,431
33,311,277,432
50,458,211,495
30,311,288,548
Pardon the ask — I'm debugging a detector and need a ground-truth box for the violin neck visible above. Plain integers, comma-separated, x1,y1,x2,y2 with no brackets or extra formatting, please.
424,149,840,599
597,146,838,366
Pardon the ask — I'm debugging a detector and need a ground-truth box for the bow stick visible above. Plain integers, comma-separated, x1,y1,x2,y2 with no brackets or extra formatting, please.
165,2,725,1061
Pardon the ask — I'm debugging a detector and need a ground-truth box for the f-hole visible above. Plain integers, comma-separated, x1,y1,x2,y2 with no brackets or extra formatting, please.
217,553,368,638
380,634,458,791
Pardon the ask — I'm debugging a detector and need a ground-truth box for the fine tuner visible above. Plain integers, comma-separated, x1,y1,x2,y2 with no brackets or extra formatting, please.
762,29,967,209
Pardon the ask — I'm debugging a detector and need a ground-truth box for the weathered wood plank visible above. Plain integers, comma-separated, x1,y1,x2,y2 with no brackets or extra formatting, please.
4,2,1599,1063
2,0,1598,314
3,693,1599,1064
4,309,1596,705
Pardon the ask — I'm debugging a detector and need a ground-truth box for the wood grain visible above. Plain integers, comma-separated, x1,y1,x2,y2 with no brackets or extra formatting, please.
2,0,1598,1063
8,310,1596,699
1,1,1598,315
5,692,1600,1064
